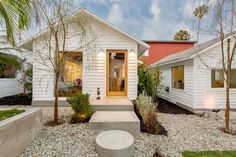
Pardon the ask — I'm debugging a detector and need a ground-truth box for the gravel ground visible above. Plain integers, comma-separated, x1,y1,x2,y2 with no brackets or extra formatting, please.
2,106,236,157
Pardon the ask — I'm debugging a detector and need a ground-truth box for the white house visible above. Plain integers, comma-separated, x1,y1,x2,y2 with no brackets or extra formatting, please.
18,9,149,106
0,30,32,98
150,33,236,112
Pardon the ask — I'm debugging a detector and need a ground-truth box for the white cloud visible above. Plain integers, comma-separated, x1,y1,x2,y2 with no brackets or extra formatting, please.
107,2,123,26
141,0,161,39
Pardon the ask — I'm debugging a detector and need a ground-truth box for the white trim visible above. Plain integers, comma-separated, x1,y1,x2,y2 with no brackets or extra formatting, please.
151,36,232,67
18,8,149,51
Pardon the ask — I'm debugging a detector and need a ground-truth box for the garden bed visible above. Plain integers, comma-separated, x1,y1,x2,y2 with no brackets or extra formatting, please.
0,109,25,121
0,108,42,157
0,94,32,105
134,105,168,136
182,150,236,157
157,98,193,115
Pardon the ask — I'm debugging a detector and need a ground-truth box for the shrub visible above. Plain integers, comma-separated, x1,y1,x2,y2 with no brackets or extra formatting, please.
138,66,162,103
136,94,156,122
145,111,158,134
67,93,94,123
135,94,159,134
19,65,32,97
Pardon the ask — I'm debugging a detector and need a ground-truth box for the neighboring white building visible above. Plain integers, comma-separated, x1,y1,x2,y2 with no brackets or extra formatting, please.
18,9,149,106
151,33,236,111
0,30,32,98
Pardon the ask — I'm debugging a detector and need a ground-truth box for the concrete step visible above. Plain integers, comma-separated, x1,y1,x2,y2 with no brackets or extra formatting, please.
89,111,140,137
90,99,134,111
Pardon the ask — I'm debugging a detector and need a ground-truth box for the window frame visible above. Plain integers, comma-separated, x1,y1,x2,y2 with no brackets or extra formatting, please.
211,69,224,88
171,65,185,90
230,69,236,89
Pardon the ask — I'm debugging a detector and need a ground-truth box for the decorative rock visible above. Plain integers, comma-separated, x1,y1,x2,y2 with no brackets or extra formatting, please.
95,130,134,157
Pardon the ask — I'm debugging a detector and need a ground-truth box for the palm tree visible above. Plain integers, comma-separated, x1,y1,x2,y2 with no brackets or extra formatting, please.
194,5,209,43
0,0,34,45
174,30,191,40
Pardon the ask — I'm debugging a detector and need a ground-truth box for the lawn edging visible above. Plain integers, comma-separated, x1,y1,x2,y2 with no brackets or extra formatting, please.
0,108,42,157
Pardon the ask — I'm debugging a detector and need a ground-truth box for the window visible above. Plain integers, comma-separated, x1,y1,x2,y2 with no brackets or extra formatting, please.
0,64,17,78
172,65,184,89
230,69,236,88
211,70,224,88
58,52,83,97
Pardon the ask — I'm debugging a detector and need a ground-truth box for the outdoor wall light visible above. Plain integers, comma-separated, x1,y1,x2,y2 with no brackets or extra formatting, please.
129,48,135,53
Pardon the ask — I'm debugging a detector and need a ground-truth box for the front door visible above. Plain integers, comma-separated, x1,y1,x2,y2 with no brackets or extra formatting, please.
106,50,127,96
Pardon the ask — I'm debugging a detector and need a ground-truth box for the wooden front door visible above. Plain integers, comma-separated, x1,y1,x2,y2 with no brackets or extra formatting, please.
106,50,127,96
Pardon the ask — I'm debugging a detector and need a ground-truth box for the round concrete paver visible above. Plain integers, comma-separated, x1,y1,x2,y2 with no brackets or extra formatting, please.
95,130,134,157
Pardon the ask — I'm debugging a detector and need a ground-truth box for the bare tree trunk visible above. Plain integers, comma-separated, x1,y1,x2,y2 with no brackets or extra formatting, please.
225,83,230,130
53,32,60,123
225,38,231,130
197,18,201,43
54,72,59,123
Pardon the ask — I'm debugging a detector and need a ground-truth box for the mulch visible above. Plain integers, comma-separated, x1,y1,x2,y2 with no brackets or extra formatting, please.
0,94,32,105
157,98,193,115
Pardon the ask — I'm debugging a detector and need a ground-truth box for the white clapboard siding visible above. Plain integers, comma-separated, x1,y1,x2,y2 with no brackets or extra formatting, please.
160,59,194,109
193,40,236,110
0,79,23,98
32,14,138,101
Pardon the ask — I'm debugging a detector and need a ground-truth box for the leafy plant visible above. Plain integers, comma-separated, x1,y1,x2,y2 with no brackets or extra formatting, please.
0,53,22,78
138,66,162,102
67,93,94,123
135,94,160,134
136,94,156,123
19,65,32,96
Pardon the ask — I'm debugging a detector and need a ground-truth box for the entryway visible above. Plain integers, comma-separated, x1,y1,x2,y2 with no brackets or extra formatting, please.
106,50,127,97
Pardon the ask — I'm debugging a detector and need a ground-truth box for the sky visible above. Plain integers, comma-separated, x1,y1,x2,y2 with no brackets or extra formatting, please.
24,0,217,42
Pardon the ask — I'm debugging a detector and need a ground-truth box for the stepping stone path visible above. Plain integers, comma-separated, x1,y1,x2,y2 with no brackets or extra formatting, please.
95,130,134,157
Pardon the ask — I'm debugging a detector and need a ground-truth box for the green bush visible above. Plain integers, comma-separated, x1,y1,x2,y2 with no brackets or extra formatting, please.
136,94,156,122
19,65,32,97
67,93,94,123
138,66,162,102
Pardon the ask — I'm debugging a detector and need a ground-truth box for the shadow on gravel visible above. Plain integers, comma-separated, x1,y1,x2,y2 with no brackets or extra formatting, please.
157,98,193,115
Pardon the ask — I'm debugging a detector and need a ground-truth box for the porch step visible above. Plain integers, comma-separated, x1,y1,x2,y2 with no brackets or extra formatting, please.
89,111,140,137
90,99,134,111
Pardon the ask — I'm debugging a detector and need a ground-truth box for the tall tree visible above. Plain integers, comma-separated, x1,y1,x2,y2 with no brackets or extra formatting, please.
194,5,209,43
174,30,191,40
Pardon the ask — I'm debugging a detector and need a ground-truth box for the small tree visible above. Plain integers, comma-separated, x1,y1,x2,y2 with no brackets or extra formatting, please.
194,0,236,131
174,30,191,40
33,0,96,123
213,0,236,131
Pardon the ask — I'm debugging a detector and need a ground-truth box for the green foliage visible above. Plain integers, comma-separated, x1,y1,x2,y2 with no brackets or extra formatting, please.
135,94,158,134
24,66,32,95
182,150,236,157
67,93,94,123
0,109,25,121
18,64,32,97
0,53,22,78
0,0,33,45
174,30,191,40
193,5,209,19
138,66,162,102
136,94,156,122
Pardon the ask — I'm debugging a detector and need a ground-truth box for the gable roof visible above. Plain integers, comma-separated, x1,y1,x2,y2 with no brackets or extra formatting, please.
18,8,149,55
150,33,235,67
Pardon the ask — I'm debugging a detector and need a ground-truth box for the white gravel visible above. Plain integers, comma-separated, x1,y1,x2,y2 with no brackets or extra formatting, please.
3,106,235,157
